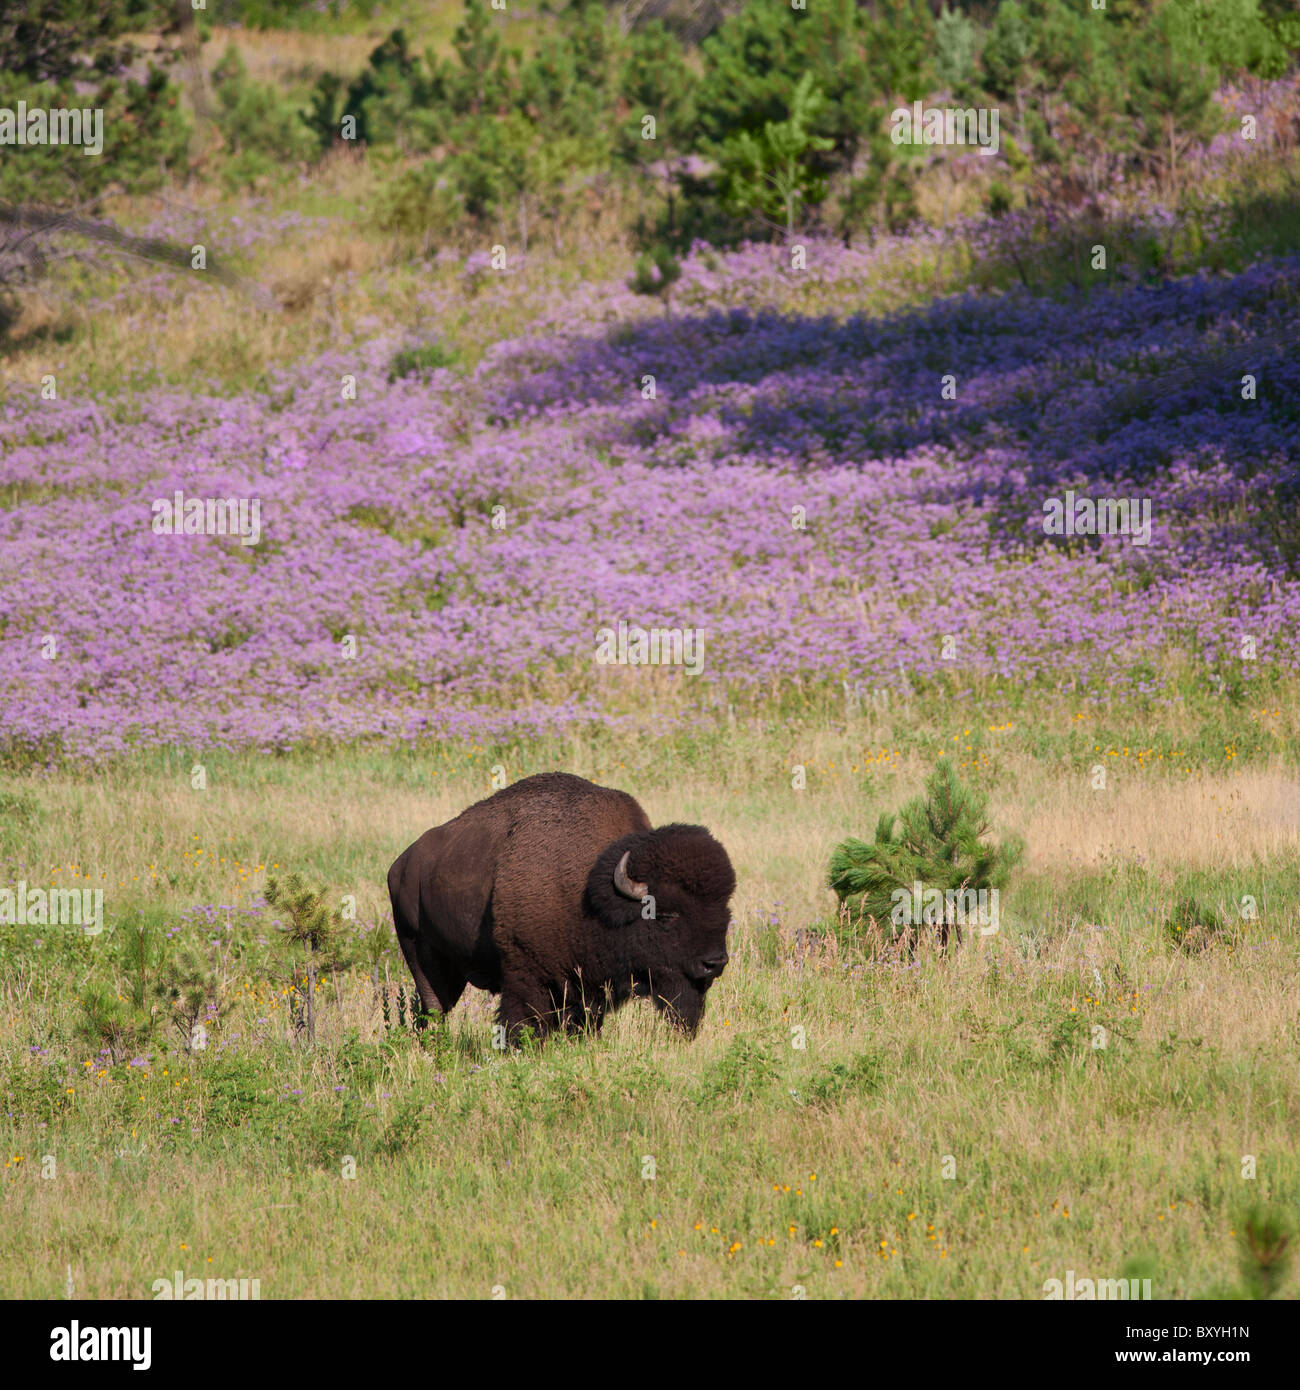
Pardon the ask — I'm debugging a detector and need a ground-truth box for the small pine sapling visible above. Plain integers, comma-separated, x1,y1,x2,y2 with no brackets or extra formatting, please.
264,873,358,1044
828,759,1023,951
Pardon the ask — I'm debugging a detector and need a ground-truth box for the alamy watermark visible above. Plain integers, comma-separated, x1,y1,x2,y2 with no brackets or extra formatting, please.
152,1270,261,1300
891,881,999,936
0,882,102,934
1042,491,1152,546
595,620,705,676
49,1323,149,1370
151,490,262,547
890,101,999,156
1,103,103,156
1043,1270,1153,1300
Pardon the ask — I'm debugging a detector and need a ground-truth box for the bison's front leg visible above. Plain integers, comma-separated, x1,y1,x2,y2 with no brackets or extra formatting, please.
498,978,559,1047
552,978,606,1036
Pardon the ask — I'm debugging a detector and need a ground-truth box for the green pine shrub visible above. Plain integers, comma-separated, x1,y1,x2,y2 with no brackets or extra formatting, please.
264,873,359,1044
827,759,1023,949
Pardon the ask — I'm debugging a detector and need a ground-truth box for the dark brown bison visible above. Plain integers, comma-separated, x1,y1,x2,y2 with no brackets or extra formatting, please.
387,772,736,1042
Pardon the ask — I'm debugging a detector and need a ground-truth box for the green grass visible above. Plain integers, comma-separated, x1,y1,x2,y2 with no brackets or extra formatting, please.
2,704,1297,1298
3,18,1298,1296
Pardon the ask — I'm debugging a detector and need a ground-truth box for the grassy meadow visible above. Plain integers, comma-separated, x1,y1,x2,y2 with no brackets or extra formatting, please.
3,0,1300,1305
3,689,1297,1299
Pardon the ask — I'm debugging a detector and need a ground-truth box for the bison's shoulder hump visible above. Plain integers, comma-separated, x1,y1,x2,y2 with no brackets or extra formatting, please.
480,772,649,825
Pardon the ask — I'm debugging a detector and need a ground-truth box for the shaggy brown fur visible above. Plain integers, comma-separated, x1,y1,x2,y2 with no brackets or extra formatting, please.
387,772,736,1042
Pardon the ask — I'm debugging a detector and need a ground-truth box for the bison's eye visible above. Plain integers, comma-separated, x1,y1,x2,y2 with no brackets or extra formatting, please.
655,911,679,924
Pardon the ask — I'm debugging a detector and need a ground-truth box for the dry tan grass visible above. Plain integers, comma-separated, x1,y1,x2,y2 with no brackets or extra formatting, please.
0,158,635,391
202,27,386,84
199,9,548,87
10,747,1297,947
1012,768,1300,873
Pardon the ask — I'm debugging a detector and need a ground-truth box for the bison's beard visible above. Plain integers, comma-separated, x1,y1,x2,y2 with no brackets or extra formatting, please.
645,971,709,1035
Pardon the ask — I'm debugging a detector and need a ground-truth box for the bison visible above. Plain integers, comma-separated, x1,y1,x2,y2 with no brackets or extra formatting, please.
387,772,736,1042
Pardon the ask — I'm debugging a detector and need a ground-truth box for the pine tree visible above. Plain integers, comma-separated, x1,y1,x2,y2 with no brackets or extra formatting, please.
627,241,681,316
717,71,836,240
697,0,884,183
445,0,512,118
264,873,357,1044
827,760,1023,948
1128,5,1225,197
934,2,979,96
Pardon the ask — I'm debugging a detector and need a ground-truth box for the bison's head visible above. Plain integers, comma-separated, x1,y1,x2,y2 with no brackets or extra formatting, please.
587,824,736,1035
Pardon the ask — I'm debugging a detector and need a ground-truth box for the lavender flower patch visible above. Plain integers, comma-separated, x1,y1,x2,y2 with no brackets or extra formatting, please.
1,242,1296,759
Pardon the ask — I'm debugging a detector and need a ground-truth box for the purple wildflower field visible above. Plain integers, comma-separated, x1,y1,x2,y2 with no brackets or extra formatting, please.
1,232,1297,758
6,7,1300,1315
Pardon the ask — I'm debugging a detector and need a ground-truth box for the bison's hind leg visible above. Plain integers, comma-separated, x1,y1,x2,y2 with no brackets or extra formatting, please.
413,951,468,1027
389,877,467,1025
392,922,467,1025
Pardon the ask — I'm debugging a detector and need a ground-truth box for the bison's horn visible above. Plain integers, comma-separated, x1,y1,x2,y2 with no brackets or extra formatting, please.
613,851,648,900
